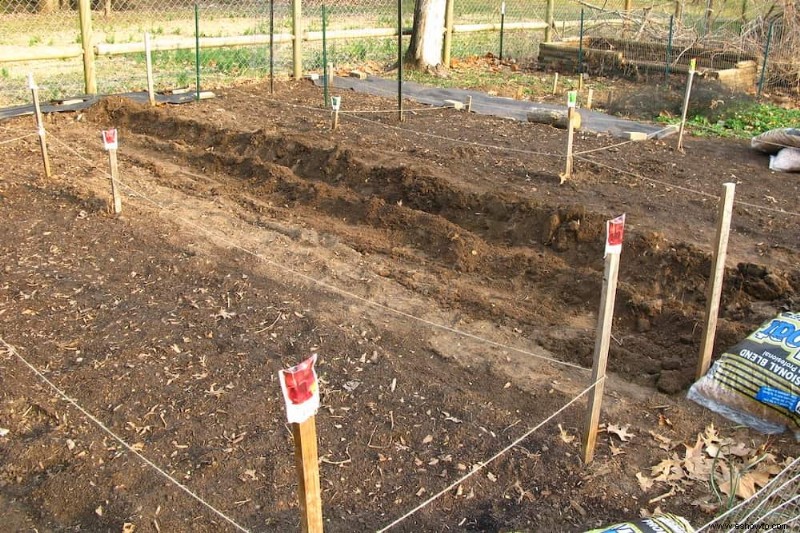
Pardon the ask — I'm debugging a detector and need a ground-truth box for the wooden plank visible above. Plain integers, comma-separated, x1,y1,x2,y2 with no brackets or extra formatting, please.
696,183,736,379
583,251,621,464
0,46,83,63
292,417,323,533
95,33,294,55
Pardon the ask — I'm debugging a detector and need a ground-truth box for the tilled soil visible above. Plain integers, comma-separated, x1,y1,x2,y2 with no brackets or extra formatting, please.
0,78,798,532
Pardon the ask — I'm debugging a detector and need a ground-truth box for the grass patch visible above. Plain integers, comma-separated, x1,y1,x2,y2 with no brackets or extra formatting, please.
660,103,800,139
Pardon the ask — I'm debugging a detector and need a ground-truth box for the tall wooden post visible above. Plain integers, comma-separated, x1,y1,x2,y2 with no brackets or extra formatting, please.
677,59,696,151
696,183,736,379
78,0,97,94
292,0,303,80
545,0,555,42
292,418,323,533
443,0,455,67
28,74,52,178
623,0,633,37
583,252,620,463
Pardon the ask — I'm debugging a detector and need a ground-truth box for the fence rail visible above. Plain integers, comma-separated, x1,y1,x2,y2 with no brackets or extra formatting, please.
0,0,796,107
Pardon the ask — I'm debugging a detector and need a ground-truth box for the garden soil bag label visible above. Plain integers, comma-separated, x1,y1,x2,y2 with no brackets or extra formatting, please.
688,312,800,439
584,513,694,533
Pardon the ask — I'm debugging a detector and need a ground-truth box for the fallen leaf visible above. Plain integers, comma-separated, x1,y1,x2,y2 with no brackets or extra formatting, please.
691,497,719,514
610,444,625,456
215,309,236,319
422,435,433,445
0,428,8,437
636,472,654,492
122,523,136,533
607,424,634,442
558,424,576,444
487,472,497,482
131,442,145,452
649,431,673,451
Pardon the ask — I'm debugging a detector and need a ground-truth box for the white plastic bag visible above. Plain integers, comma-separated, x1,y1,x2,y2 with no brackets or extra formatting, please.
769,147,800,173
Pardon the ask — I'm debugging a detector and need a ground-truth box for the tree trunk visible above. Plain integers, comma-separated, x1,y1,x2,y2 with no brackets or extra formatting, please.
405,0,447,71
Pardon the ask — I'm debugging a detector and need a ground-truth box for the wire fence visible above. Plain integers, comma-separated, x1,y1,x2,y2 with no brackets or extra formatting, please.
1,0,796,107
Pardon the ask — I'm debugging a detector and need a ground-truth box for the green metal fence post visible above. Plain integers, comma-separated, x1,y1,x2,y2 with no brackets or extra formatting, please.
397,0,403,122
322,4,328,107
499,1,505,60
270,0,275,94
194,3,200,101
757,21,773,98
577,8,584,74
292,0,302,79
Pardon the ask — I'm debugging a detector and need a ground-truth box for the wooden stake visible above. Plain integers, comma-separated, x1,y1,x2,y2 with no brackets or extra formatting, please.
331,109,339,131
78,0,97,94
586,88,594,109
28,74,51,178
466,95,472,112
677,61,696,152
552,72,559,95
583,251,621,464
578,73,584,90
108,148,122,215
144,32,156,106
292,417,323,533
696,182,736,379
560,106,575,183
327,62,334,88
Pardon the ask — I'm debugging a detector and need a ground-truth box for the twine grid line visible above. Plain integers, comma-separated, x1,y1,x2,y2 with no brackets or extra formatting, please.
48,132,589,375
0,132,37,145
0,337,250,533
376,377,602,532
695,457,800,532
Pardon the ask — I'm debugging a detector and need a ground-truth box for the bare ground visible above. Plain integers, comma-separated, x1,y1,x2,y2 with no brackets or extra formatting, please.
0,78,798,532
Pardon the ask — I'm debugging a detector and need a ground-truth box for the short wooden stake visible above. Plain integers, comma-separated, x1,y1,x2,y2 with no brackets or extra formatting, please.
28,74,52,178
696,182,736,379
144,32,156,107
108,148,122,215
327,62,334,88
583,251,621,464
331,109,339,130
292,417,323,533
677,59,696,152
552,72,559,95
466,95,472,112
578,73,585,90
586,88,594,110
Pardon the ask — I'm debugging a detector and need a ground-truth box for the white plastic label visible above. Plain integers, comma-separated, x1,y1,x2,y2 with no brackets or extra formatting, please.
331,96,341,111
605,214,626,256
279,354,320,424
101,129,118,151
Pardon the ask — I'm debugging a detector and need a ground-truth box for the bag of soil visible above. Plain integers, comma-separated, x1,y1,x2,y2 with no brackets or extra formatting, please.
688,312,800,439
751,128,800,155
584,513,694,533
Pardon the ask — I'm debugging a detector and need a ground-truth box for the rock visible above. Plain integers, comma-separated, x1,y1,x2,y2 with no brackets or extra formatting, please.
656,370,687,394
636,317,651,332
661,358,682,371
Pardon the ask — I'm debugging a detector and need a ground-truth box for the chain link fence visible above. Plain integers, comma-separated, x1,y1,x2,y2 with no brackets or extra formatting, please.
0,0,797,108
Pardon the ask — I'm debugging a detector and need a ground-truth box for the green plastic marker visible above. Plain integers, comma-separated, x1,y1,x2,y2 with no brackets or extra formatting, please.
567,90,577,108
689,58,696,72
